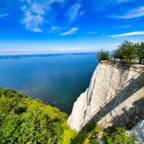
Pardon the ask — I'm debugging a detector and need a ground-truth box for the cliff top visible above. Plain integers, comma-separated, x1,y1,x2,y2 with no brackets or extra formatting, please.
101,60,144,73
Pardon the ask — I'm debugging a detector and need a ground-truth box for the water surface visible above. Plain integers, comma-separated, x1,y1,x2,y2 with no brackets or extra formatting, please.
0,53,98,114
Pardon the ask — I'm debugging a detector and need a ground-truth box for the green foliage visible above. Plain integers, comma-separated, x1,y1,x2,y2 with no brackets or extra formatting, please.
0,88,96,144
0,89,135,144
0,88,68,144
96,50,109,62
0,88,135,144
87,121,99,135
123,60,137,66
113,40,137,62
111,40,144,64
86,121,99,143
90,125,99,136
96,40,144,64
87,121,96,132
112,47,124,62
71,132,87,144
135,42,144,64
102,127,134,144
122,41,137,62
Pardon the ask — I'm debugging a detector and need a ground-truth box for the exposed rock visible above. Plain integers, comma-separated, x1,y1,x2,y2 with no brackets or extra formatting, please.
126,120,144,144
95,139,104,144
67,61,144,132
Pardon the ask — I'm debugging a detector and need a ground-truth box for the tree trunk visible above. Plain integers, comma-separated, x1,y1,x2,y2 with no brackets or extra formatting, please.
139,58,142,64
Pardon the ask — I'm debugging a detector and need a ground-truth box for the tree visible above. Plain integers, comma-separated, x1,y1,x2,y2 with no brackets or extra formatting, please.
112,48,124,62
113,40,137,63
122,41,137,62
113,40,129,62
96,50,109,62
135,42,144,64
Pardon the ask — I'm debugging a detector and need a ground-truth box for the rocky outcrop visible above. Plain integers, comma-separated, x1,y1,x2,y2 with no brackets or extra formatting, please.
126,120,144,144
67,61,144,132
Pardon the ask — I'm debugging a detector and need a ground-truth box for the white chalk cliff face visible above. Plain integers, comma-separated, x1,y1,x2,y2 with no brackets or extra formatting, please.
67,61,144,132
126,120,144,144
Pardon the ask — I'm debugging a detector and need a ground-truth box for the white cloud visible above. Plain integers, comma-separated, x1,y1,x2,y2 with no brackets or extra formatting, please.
47,26,59,33
111,6,144,19
22,10,43,32
109,31,144,37
61,27,79,35
21,0,65,32
0,14,8,18
66,2,85,22
33,28,42,32
30,3,45,15
21,1,46,32
51,26,59,31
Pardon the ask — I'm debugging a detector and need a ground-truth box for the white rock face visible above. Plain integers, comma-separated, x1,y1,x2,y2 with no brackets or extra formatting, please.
126,120,144,144
67,61,144,131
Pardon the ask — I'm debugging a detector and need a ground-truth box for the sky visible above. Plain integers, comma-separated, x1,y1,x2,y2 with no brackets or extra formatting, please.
0,0,144,55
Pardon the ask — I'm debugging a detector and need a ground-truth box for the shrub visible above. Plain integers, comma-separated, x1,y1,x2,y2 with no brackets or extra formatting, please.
96,50,109,62
87,121,99,136
87,121,96,132
102,127,134,144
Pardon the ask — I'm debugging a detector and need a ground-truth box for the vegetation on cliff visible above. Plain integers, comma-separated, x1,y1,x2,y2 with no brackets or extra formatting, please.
96,40,144,64
0,88,99,144
1,88,133,144
96,50,109,62
102,127,134,144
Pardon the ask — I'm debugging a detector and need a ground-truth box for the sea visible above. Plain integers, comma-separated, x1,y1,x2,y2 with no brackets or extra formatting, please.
0,53,98,115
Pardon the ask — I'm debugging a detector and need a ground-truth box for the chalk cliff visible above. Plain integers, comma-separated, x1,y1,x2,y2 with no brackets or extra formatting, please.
126,120,144,144
67,61,144,132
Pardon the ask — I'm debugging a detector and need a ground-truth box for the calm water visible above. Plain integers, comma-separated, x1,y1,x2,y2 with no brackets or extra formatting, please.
0,53,98,115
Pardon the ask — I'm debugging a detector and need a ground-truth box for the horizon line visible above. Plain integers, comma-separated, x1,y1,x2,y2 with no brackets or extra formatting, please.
0,52,100,57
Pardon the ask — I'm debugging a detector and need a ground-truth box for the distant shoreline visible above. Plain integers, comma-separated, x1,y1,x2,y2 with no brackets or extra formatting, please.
0,52,98,59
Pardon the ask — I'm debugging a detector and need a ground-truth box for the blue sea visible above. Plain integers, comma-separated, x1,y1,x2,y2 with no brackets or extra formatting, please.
0,53,98,115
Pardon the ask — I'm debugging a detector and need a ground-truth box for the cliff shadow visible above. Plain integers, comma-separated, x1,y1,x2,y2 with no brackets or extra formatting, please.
104,97,144,133
81,71,144,132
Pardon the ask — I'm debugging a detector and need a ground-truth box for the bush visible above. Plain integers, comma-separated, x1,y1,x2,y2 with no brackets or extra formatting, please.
102,127,134,144
87,121,99,136
87,121,96,132
96,50,109,62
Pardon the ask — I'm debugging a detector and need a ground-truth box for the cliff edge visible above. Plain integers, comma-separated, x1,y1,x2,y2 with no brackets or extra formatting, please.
67,61,144,132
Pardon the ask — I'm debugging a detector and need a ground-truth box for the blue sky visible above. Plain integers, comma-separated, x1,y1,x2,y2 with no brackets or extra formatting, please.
0,0,144,55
